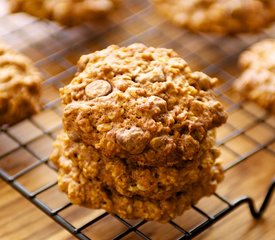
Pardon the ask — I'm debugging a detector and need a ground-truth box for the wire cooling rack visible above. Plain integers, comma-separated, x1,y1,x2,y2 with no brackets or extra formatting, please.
0,0,274,239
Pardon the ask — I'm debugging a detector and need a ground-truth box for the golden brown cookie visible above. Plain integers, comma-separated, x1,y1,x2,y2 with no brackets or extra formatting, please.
61,44,227,167
10,0,119,26
52,130,220,200
151,0,275,34
51,145,223,222
0,42,42,126
51,43,227,222
234,39,275,113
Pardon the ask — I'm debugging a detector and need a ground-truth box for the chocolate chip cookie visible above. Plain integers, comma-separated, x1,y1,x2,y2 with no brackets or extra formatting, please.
61,44,227,167
51,43,227,222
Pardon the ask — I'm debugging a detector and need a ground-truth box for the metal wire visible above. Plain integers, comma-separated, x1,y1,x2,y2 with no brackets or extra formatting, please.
0,0,274,239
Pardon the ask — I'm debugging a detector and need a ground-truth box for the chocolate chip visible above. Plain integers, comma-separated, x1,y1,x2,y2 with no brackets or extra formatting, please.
85,80,112,99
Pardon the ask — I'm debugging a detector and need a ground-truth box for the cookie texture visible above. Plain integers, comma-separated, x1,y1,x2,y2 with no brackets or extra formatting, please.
51,43,227,222
151,0,275,34
51,139,223,222
52,131,220,201
10,0,119,26
0,42,42,126
61,44,227,167
235,39,275,113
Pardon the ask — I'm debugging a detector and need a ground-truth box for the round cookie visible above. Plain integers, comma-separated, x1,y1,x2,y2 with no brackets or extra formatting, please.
0,42,42,126
61,43,227,167
53,43,227,222
52,130,220,200
10,0,119,26
51,147,223,222
151,0,275,34
234,39,275,113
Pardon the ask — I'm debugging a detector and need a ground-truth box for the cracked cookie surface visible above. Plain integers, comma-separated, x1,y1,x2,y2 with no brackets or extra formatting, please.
234,39,275,113
61,43,227,167
10,0,119,26
0,42,42,125
151,0,275,34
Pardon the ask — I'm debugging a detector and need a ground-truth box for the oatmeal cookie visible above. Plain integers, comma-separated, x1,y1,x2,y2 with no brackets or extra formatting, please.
0,42,42,125
151,0,275,34
234,39,275,113
10,0,119,26
51,148,223,222
61,44,227,167
52,130,220,200
52,43,227,221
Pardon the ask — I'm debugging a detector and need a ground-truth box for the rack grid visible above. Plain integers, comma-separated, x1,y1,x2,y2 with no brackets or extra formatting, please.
0,0,274,239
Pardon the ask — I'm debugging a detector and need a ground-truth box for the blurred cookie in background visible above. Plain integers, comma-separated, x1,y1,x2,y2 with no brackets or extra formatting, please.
0,41,42,126
234,39,275,113
151,0,275,34
9,0,120,26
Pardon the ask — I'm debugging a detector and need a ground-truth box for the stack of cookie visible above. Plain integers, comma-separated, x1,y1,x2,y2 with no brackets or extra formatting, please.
51,44,227,222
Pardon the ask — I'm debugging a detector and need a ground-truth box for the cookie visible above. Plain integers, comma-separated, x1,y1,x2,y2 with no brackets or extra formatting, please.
234,39,275,113
9,0,119,26
0,42,42,126
151,0,275,34
51,145,223,222
52,130,220,200
51,43,227,222
61,44,227,167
